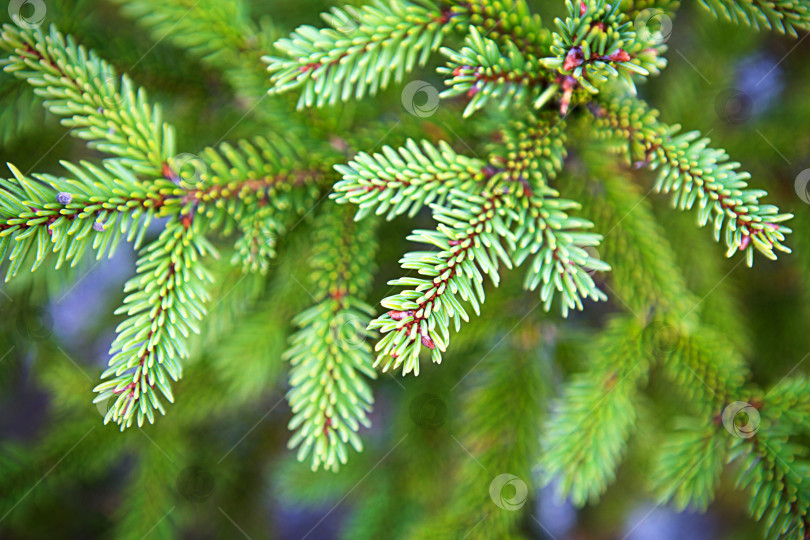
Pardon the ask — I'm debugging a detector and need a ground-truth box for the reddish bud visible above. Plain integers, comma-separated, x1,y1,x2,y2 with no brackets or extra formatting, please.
421,334,435,350
452,66,463,77
561,75,577,91
331,288,347,301
559,76,577,116
580,1,587,16
563,47,584,71
388,310,413,321
560,92,572,116
299,62,322,72
739,235,751,250
162,162,178,182
606,49,631,63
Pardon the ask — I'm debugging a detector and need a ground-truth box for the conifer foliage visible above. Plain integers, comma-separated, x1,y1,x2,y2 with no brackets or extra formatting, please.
1,0,810,538
0,24,325,430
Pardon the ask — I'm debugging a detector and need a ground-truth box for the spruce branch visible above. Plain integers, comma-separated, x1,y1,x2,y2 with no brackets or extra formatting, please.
723,377,810,539
231,204,284,274
481,114,605,311
490,112,609,313
541,0,667,113
1,4,807,538
370,189,515,375
765,376,810,431
698,0,810,36
0,22,337,432
284,204,378,472
489,110,568,190
265,0,457,107
655,377,810,523
0,133,323,281
0,24,174,175
192,134,324,261
511,187,609,315
541,316,652,505
0,161,174,279
439,26,553,117
340,119,609,373
195,135,325,204
589,95,793,265
730,431,810,540
93,215,215,429
662,327,748,413
456,0,552,59
619,0,682,20
647,329,747,511
650,420,726,511
333,139,487,221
